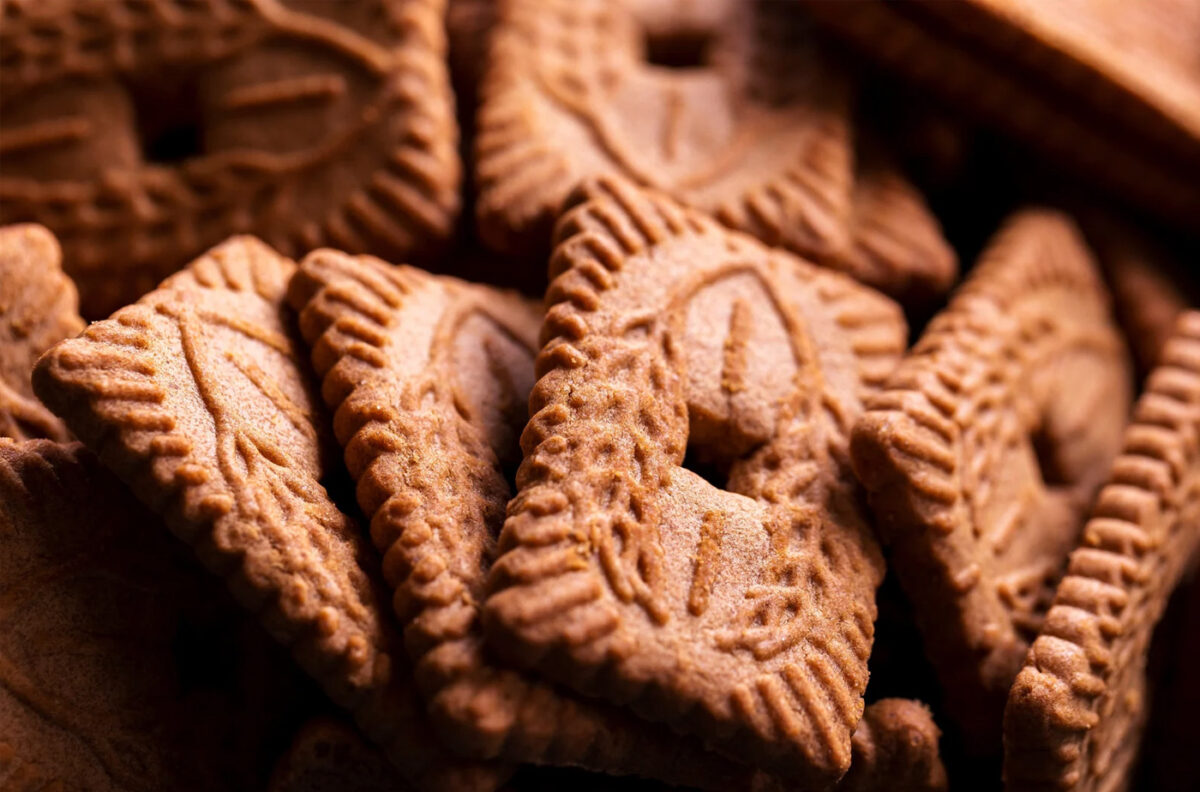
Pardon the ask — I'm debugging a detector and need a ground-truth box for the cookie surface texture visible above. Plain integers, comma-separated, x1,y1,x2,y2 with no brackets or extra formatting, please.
482,177,906,785
0,0,458,318
475,0,853,261
30,236,503,792
1004,311,1200,792
291,250,793,789
851,209,1132,748
0,439,262,791
0,223,83,441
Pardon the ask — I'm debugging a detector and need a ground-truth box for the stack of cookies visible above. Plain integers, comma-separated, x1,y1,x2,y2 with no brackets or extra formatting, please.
1,1,1197,790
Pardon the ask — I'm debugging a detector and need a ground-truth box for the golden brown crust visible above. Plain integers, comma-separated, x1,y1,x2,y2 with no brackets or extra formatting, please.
288,250,784,789
0,224,83,441
0,0,459,318
474,0,853,261
482,176,907,785
850,210,1132,750
1004,311,1200,792
30,236,504,792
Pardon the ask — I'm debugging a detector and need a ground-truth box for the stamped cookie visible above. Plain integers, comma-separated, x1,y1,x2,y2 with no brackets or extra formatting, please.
0,0,458,318
474,0,854,262
850,210,1132,749
31,236,504,792
1004,311,1200,791
0,224,83,441
841,144,957,306
0,439,267,791
269,718,407,792
289,250,772,789
797,0,1200,232
481,176,907,785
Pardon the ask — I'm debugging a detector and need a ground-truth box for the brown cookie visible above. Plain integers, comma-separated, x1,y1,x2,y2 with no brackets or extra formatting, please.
0,439,266,791
269,717,408,792
0,224,83,441
797,0,1200,232
482,176,907,785
30,236,505,792
474,0,854,262
838,700,947,792
288,249,792,789
0,0,458,318
850,210,1132,750
841,143,957,306
1004,311,1200,791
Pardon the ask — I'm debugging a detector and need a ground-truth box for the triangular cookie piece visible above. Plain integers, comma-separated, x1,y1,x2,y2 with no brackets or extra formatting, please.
32,236,504,792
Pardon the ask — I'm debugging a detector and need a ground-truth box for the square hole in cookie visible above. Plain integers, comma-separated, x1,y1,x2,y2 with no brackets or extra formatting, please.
129,73,205,164
643,30,714,70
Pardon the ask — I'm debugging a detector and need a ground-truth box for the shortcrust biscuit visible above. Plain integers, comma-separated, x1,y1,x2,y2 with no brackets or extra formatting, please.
1005,311,1200,791
483,176,908,785
0,223,83,441
0,0,458,317
31,236,504,792
851,210,1132,748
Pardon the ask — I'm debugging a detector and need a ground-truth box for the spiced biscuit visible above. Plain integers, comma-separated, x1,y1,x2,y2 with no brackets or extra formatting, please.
797,1,1200,232
0,439,265,791
474,0,854,262
0,223,83,441
0,0,458,318
1004,311,1200,792
839,699,947,792
269,718,408,792
31,236,504,792
290,250,790,789
850,210,1132,749
482,176,907,785
840,143,957,306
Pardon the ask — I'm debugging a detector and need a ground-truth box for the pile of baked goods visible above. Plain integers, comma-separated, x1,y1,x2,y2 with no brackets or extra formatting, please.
1,1,1196,790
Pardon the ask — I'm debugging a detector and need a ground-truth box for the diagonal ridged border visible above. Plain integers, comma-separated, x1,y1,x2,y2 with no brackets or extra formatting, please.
849,209,1131,748
0,0,460,318
287,249,779,789
1004,310,1200,791
482,174,906,785
474,0,854,262
30,236,503,792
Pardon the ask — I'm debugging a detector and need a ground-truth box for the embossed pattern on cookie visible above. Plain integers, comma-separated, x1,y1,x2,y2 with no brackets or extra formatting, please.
0,224,83,441
1004,311,1200,792
30,236,504,792
474,0,853,261
0,0,459,318
850,210,1132,749
482,176,907,785
0,439,260,791
840,145,957,305
289,250,799,790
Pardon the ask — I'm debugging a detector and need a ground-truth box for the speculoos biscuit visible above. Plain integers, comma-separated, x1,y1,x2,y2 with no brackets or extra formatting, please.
1005,311,1200,791
474,0,854,262
0,223,83,441
482,176,908,786
269,717,408,792
30,236,505,792
850,209,1132,749
0,0,458,318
